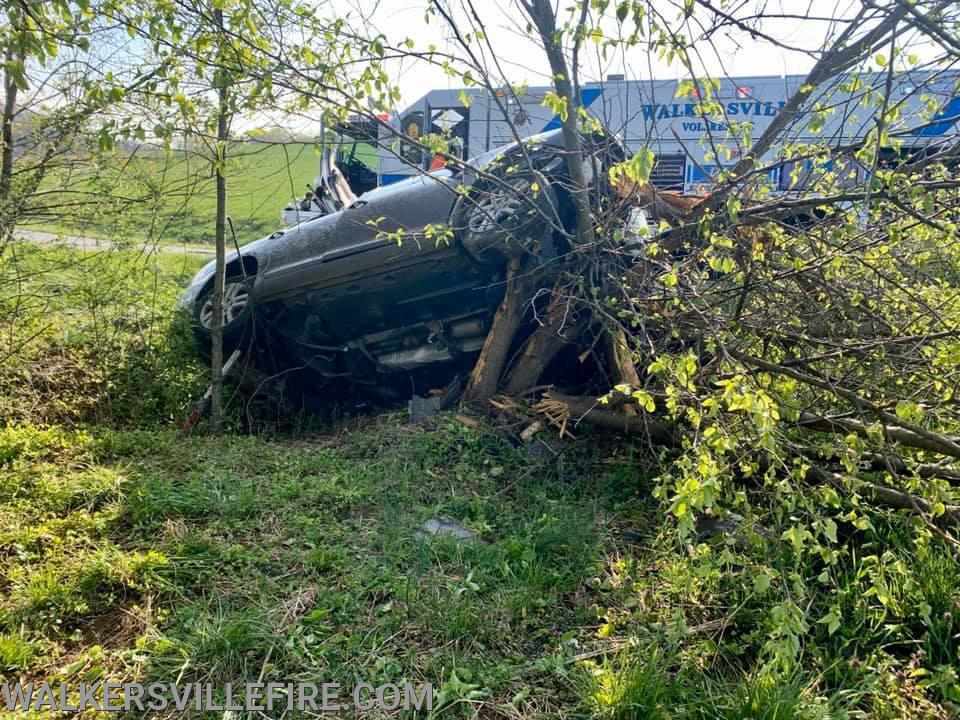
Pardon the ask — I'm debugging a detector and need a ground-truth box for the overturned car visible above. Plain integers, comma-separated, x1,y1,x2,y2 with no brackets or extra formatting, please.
179,129,626,402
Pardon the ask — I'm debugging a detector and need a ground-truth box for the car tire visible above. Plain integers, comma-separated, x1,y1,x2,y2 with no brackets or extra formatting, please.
454,170,559,264
193,274,254,351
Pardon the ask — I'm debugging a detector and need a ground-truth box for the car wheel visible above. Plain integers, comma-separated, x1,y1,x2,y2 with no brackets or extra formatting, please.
193,274,254,349
455,170,559,264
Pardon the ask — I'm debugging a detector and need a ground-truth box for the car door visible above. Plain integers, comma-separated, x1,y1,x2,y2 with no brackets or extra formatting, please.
305,171,498,340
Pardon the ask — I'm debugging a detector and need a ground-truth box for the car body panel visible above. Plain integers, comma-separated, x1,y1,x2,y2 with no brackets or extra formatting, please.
256,171,459,299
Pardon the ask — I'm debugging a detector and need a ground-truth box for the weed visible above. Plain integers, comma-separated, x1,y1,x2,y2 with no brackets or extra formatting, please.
0,634,41,674
580,645,680,720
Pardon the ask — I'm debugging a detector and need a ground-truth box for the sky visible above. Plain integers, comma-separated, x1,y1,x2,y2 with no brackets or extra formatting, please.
14,0,946,140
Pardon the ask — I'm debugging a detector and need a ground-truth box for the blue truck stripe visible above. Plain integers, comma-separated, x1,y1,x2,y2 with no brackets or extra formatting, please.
910,96,960,137
541,87,603,132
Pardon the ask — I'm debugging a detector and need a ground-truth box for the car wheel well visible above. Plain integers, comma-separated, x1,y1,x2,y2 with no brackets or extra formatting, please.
200,255,259,294
230,255,259,279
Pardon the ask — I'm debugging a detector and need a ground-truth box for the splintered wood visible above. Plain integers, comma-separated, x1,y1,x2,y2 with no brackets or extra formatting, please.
533,396,578,439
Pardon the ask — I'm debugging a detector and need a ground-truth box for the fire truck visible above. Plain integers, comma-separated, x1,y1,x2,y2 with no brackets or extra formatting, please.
283,71,959,224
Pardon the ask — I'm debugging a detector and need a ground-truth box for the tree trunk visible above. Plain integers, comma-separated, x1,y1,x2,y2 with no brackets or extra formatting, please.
608,327,641,387
210,8,229,434
464,256,536,403
522,0,595,247
535,391,680,444
1,35,19,203
503,293,587,396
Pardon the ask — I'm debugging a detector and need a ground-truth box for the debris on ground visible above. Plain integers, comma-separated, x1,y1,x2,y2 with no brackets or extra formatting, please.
519,419,543,443
415,517,479,544
455,413,480,427
408,376,463,422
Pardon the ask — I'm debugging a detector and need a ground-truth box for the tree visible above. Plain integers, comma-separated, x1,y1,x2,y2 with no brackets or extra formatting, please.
521,0,596,247
210,6,231,433
99,0,396,431
401,0,960,675
0,0,138,248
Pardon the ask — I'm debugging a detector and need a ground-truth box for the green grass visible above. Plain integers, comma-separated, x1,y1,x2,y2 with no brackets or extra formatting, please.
31,140,339,245
0,242,207,427
2,418,957,717
1,244,958,718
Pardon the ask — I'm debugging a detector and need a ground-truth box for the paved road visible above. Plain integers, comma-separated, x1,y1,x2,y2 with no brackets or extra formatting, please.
13,228,215,257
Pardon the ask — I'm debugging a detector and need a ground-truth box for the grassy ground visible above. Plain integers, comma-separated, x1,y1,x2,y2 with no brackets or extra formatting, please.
1,243,958,718
2,417,958,718
30,141,338,246
0,243,207,428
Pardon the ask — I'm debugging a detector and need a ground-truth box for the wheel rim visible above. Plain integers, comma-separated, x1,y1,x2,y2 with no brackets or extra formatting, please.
199,281,250,330
467,177,532,235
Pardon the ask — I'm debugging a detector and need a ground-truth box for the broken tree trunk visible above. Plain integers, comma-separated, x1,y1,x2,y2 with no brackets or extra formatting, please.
464,256,538,403
498,287,641,399
535,391,680,445
608,327,641,387
612,176,704,222
502,291,588,396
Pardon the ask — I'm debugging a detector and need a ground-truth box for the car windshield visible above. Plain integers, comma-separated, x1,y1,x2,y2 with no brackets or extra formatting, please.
334,133,378,170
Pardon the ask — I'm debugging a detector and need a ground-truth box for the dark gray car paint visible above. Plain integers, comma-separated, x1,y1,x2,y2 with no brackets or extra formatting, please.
255,170,460,301
181,129,573,303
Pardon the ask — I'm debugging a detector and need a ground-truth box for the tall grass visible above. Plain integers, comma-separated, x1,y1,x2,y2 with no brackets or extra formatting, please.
0,242,206,427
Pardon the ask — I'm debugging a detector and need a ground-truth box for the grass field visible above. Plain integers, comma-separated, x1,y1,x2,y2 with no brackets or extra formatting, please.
30,140,368,246
1,243,959,718
0,243,207,427
3,409,960,717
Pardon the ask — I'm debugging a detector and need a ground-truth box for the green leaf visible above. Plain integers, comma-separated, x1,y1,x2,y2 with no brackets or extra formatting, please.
610,148,656,186
895,400,921,423
822,518,837,544
818,608,841,635
631,390,656,412
781,525,809,553
303,608,328,624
